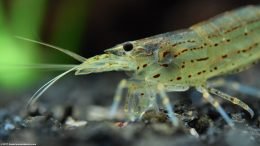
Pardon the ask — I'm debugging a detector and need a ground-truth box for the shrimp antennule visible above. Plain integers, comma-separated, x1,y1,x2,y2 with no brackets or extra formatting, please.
15,36,86,62
27,66,78,108
14,36,86,108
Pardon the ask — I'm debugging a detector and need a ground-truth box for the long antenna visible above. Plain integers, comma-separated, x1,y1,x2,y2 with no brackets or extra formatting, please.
15,36,86,62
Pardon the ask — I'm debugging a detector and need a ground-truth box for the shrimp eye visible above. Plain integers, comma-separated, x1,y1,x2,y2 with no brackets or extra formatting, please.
123,42,133,51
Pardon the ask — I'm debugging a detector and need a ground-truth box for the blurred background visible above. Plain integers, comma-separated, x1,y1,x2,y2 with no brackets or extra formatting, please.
0,0,259,109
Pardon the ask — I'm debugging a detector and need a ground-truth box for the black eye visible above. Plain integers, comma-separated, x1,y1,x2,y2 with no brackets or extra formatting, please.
123,42,133,51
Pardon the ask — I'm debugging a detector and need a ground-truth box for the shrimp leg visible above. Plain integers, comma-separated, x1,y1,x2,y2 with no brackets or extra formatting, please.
207,87,254,118
158,84,179,127
209,79,260,98
196,86,234,127
109,79,128,118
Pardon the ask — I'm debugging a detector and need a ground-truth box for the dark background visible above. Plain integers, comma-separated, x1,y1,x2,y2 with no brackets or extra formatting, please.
46,0,259,57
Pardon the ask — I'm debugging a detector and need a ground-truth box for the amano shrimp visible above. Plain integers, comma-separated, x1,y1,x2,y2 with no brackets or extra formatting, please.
18,5,260,127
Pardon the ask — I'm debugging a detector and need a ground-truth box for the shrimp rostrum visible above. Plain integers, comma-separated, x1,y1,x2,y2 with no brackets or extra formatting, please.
22,5,260,127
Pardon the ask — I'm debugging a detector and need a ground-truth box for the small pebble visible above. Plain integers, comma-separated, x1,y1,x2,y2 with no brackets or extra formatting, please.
65,117,87,128
4,123,15,131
